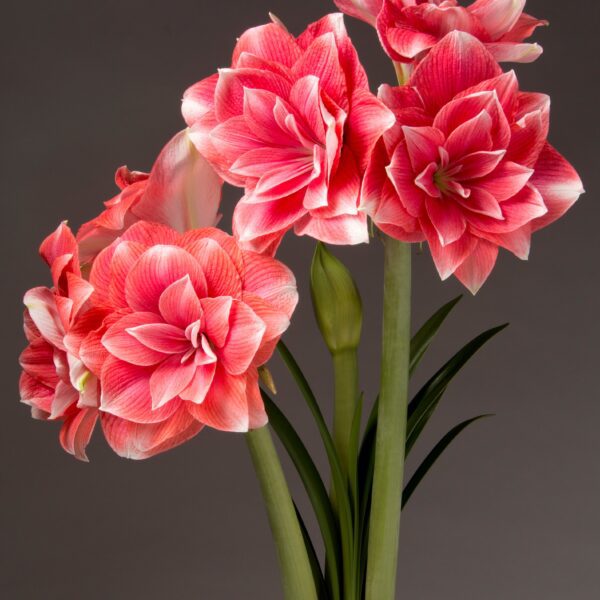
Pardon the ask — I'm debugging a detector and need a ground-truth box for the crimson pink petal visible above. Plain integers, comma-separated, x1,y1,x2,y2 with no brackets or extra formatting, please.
100,356,180,423
187,367,249,432
182,73,218,126
453,239,499,294
158,275,202,329
149,355,197,409
219,300,266,375
102,312,166,366
59,407,98,462
529,144,584,232
232,22,301,69
23,288,65,350
101,409,203,460
410,31,502,114
200,296,233,349
124,245,207,313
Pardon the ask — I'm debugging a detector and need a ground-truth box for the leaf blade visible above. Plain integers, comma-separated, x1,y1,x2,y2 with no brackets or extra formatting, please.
402,415,494,507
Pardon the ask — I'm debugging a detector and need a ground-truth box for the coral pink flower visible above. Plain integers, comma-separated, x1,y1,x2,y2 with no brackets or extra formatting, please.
77,129,222,263
334,0,546,65
182,14,395,253
361,32,583,293
20,223,205,460
19,223,101,460
91,221,298,433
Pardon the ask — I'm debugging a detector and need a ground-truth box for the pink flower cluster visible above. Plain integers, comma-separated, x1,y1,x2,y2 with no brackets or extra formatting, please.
20,132,297,460
20,5,582,459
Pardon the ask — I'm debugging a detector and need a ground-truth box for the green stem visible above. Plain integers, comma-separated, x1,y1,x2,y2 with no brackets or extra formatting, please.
365,237,412,600
332,348,360,480
246,426,318,600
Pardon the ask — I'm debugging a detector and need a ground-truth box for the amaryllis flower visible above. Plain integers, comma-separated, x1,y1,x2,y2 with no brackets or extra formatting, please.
182,14,395,253
361,32,583,293
19,223,100,460
20,223,204,460
91,221,298,433
77,129,223,263
334,0,547,65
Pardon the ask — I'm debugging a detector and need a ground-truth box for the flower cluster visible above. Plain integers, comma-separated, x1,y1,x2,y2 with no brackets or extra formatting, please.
20,4,581,459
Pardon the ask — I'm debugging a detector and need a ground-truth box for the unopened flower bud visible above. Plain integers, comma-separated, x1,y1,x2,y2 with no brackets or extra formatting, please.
310,243,362,354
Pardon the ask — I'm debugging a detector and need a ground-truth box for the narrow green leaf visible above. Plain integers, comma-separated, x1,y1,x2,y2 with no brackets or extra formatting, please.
402,415,493,507
348,392,364,513
294,502,329,600
277,340,355,599
410,295,462,375
406,324,507,455
263,392,341,600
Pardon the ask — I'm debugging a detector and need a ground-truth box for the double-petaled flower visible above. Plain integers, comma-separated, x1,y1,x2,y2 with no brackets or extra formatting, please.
94,222,298,435
19,224,100,460
335,0,547,65
183,14,395,253
361,31,583,293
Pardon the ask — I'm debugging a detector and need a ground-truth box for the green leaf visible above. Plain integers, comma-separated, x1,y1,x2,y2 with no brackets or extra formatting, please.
294,502,329,600
348,392,364,513
402,415,493,507
410,295,462,376
263,392,341,600
406,324,507,455
277,340,355,599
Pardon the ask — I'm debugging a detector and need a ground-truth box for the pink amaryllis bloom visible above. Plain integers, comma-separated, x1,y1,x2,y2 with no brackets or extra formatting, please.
19,223,101,460
334,0,547,65
361,31,583,293
182,14,395,254
20,223,205,460
76,129,222,263
91,221,298,433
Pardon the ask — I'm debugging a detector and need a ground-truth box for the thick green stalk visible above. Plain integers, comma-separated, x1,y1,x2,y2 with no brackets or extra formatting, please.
332,348,360,480
365,237,412,600
246,426,318,600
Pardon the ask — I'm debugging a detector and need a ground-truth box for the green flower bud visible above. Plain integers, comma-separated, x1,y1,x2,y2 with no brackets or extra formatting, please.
310,243,362,354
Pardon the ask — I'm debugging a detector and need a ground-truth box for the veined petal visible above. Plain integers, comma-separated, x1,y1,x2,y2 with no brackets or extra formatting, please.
453,238,499,294
182,74,218,126
149,355,197,409
529,144,584,232
200,296,233,349
219,300,266,375
187,367,249,432
410,31,502,114
102,312,167,366
101,409,203,460
59,407,98,462
125,245,207,313
24,288,65,350
425,196,467,246
127,323,189,355
158,275,202,329
101,356,181,423
232,22,301,68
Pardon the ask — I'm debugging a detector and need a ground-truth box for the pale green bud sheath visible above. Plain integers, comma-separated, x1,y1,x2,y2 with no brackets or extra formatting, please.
310,242,362,480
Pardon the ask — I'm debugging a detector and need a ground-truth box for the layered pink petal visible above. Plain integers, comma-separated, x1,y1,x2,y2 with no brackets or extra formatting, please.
124,245,207,313
187,367,250,432
149,355,197,409
101,409,203,460
100,356,180,423
410,31,502,113
219,301,266,375
529,144,584,232
59,407,98,462
102,312,166,366
158,276,202,329
334,0,383,26
453,238,499,293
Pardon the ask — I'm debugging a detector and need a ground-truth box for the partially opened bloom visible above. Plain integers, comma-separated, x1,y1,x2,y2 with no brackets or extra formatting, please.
334,0,547,66
92,221,298,433
182,14,395,253
77,129,222,263
362,32,583,293
19,223,101,460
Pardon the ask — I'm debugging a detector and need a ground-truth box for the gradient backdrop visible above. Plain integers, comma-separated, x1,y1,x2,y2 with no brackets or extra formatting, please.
1,1,598,598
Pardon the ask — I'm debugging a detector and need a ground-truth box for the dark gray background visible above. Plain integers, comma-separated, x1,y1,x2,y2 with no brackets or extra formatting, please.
1,1,598,598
